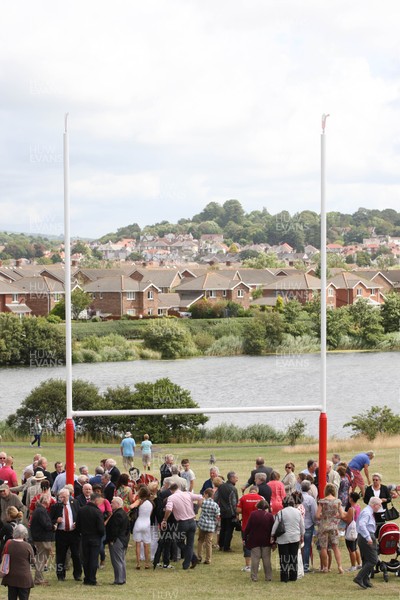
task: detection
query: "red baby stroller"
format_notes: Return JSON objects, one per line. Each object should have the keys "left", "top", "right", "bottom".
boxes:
{"left": 371, "top": 522, "right": 400, "bottom": 581}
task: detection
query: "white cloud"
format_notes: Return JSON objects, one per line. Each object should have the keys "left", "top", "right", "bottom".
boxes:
{"left": 0, "top": 0, "right": 400, "bottom": 237}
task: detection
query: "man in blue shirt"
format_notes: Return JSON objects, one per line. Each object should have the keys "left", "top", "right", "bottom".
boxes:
{"left": 120, "top": 432, "right": 136, "bottom": 471}
{"left": 353, "top": 496, "right": 382, "bottom": 589}
{"left": 348, "top": 451, "right": 374, "bottom": 497}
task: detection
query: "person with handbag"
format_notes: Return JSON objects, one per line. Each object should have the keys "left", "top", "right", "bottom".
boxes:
{"left": 343, "top": 492, "right": 362, "bottom": 572}
{"left": 1, "top": 524, "right": 34, "bottom": 600}
{"left": 271, "top": 495, "right": 304, "bottom": 582}
{"left": 363, "top": 473, "right": 391, "bottom": 529}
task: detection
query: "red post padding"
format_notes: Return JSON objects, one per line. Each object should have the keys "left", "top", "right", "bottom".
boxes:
{"left": 318, "top": 412, "right": 328, "bottom": 498}
{"left": 65, "top": 418, "right": 75, "bottom": 486}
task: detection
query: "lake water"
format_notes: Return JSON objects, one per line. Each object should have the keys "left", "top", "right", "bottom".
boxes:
{"left": 1, "top": 352, "right": 399, "bottom": 438}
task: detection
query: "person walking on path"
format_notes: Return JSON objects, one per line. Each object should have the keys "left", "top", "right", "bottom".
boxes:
{"left": 30, "top": 417, "right": 42, "bottom": 448}
{"left": 140, "top": 434, "right": 152, "bottom": 471}
{"left": 120, "top": 432, "right": 136, "bottom": 472}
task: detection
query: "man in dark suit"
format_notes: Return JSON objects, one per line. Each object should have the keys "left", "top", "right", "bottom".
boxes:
{"left": 75, "top": 493, "right": 105, "bottom": 586}
{"left": 105, "top": 459, "right": 120, "bottom": 486}
{"left": 76, "top": 483, "right": 93, "bottom": 507}
{"left": 50, "top": 487, "right": 82, "bottom": 582}
{"left": 105, "top": 496, "right": 130, "bottom": 585}
{"left": 254, "top": 473, "right": 272, "bottom": 503}
{"left": 51, "top": 461, "right": 64, "bottom": 484}
{"left": 241, "top": 457, "right": 273, "bottom": 493}
{"left": 101, "top": 473, "right": 116, "bottom": 504}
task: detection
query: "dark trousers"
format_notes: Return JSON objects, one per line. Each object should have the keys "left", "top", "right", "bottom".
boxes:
{"left": 278, "top": 541, "right": 299, "bottom": 582}
{"left": 81, "top": 538, "right": 101, "bottom": 584}
{"left": 55, "top": 530, "right": 82, "bottom": 580}
{"left": 31, "top": 434, "right": 41, "bottom": 447}
{"left": 220, "top": 517, "right": 235, "bottom": 551}
{"left": 7, "top": 588, "right": 31, "bottom": 600}
{"left": 355, "top": 534, "right": 378, "bottom": 585}
{"left": 177, "top": 518, "right": 197, "bottom": 569}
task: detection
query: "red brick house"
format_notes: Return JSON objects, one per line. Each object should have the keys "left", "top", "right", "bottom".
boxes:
{"left": 328, "top": 272, "right": 384, "bottom": 308}
{"left": 84, "top": 276, "right": 161, "bottom": 317}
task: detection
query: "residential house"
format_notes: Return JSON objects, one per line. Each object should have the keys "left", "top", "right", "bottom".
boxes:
{"left": 260, "top": 273, "right": 321, "bottom": 304}
{"left": 174, "top": 271, "right": 251, "bottom": 310}
{"left": 328, "top": 272, "right": 384, "bottom": 307}
{"left": 84, "top": 275, "right": 160, "bottom": 318}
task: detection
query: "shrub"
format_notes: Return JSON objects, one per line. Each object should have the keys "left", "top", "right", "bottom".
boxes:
{"left": 205, "top": 335, "right": 243, "bottom": 356}
{"left": 138, "top": 348, "right": 162, "bottom": 360}
{"left": 143, "top": 319, "right": 197, "bottom": 359}
{"left": 80, "top": 348, "right": 100, "bottom": 362}
{"left": 344, "top": 405, "right": 400, "bottom": 440}
{"left": 46, "top": 314, "right": 62, "bottom": 324}
{"left": 193, "top": 332, "right": 215, "bottom": 352}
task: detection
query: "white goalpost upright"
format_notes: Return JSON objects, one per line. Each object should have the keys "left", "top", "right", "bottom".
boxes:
{"left": 64, "top": 115, "right": 329, "bottom": 496}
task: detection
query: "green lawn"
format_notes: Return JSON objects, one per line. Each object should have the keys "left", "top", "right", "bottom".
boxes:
{"left": 2, "top": 438, "right": 400, "bottom": 600}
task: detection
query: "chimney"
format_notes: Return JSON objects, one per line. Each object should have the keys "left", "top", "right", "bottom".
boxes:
{"left": 142, "top": 262, "right": 147, "bottom": 268}
{"left": 72, "top": 259, "right": 78, "bottom": 267}
{"left": 16, "top": 259, "right": 22, "bottom": 267}
{"left": 226, "top": 261, "right": 231, "bottom": 267}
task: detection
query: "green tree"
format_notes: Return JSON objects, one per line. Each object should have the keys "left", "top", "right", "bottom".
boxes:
{"left": 381, "top": 292, "right": 400, "bottom": 333}
{"left": 286, "top": 419, "right": 306, "bottom": 445}
{"left": 282, "top": 300, "right": 314, "bottom": 337}
{"left": 6, "top": 378, "right": 108, "bottom": 438}
{"left": 348, "top": 299, "right": 384, "bottom": 347}
{"left": 243, "top": 319, "right": 266, "bottom": 355}
{"left": 104, "top": 379, "right": 208, "bottom": 442}
{"left": 143, "top": 319, "right": 197, "bottom": 359}
{"left": 344, "top": 405, "right": 400, "bottom": 440}
{"left": 220, "top": 199, "right": 245, "bottom": 227}
{"left": 326, "top": 307, "right": 351, "bottom": 349}
{"left": 242, "top": 253, "right": 285, "bottom": 269}
{"left": 71, "top": 241, "right": 89, "bottom": 255}
{"left": 50, "top": 288, "right": 92, "bottom": 320}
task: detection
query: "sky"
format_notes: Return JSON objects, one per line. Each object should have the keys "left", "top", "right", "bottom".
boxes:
{"left": 1, "top": 1, "right": 400, "bottom": 239}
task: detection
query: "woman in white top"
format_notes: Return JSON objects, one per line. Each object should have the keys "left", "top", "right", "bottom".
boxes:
{"left": 132, "top": 486, "right": 153, "bottom": 569}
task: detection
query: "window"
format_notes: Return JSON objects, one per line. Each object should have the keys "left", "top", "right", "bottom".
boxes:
{"left": 222, "top": 290, "right": 227, "bottom": 297}
{"left": 371, "top": 288, "right": 377, "bottom": 296}
{"left": 127, "top": 292, "right": 136, "bottom": 300}
{"left": 147, "top": 308, "right": 153, "bottom": 316}
{"left": 92, "top": 293, "right": 96, "bottom": 299}
{"left": 127, "top": 309, "right": 136, "bottom": 316}
{"left": 328, "top": 288, "right": 334, "bottom": 297}
{"left": 356, "top": 288, "right": 363, "bottom": 296}
{"left": 237, "top": 289, "right": 244, "bottom": 298}
{"left": 158, "top": 308, "right": 164, "bottom": 316}
{"left": 147, "top": 290, "right": 153, "bottom": 300}
{"left": 53, "top": 293, "right": 61, "bottom": 302}
{"left": 99, "top": 293, "right": 103, "bottom": 300}
{"left": 12, "top": 294, "right": 18, "bottom": 303}
{"left": 209, "top": 290, "right": 216, "bottom": 298}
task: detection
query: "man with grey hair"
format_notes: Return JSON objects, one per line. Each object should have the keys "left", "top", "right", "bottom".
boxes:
{"left": 200, "top": 466, "right": 220, "bottom": 494}
{"left": 105, "top": 459, "right": 120, "bottom": 486}
{"left": 216, "top": 472, "right": 239, "bottom": 552}
{"left": 106, "top": 496, "right": 130, "bottom": 585}
{"left": 327, "top": 461, "right": 340, "bottom": 493}
{"left": 101, "top": 472, "right": 116, "bottom": 504}
{"left": 254, "top": 473, "right": 272, "bottom": 504}
{"left": 50, "top": 487, "right": 82, "bottom": 582}
{"left": 353, "top": 496, "right": 382, "bottom": 589}
{"left": 348, "top": 451, "right": 375, "bottom": 497}
{"left": 300, "top": 480, "right": 317, "bottom": 573}
{"left": 164, "top": 465, "right": 187, "bottom": 491}
{"left": 89, "top": 466, "right": 105, "bottom": 486}
{"left": 241, "top": 457, "right": 273, "bottom": 493}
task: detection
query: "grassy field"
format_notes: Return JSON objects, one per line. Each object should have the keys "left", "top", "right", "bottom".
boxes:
{"left": 1, "top": 436, "right": 400, "bottom": 600}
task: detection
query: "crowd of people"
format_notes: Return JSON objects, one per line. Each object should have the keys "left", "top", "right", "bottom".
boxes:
{"left": 0, "top": 440, "right": 399, "bottom": 598}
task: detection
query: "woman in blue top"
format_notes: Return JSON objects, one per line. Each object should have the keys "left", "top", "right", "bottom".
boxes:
{"left": 141, "top": 434, "right": 153, "bottom": 471}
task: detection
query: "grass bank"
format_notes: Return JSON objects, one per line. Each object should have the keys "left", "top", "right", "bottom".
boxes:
{"left": 1, "top": 437, "right": 399, "bottom": 599}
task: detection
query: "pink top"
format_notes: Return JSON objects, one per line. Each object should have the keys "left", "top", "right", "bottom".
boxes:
{"left": 267, "top": 480, "right": 286, "bottom": 515}
{"left": 0, "top": 467, "right": 18, "bottom": 488}
{"left": 98, "top": 499, "right": 112, "bottom": 514}
{"left": 165, "top": 491, "right": 203, "bottom": 521}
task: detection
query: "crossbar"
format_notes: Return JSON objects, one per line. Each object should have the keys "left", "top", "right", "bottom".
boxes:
{"left": 73, "top": 405, "right": 323, "bottom": 417}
